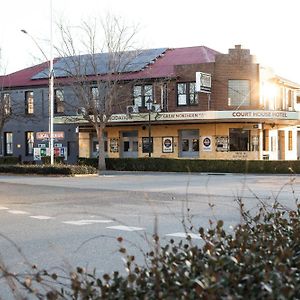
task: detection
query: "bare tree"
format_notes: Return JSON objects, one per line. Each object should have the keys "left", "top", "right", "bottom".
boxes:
{"left": 0, "top": 49, "right": 12, "bottom": 156}
{"left": 55, "top": 15, "right": 140, "bottom": 173}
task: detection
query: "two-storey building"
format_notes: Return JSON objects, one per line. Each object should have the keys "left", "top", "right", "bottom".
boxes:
{"left": 1, "top": 44, "right": 300, "bottom": 163}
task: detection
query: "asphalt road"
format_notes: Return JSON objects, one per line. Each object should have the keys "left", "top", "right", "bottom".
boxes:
{"left": 0, "top": 172, "right": 299, "bottom": 296}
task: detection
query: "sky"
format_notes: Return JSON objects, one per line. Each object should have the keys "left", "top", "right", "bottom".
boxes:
{"left": 0, "top": 0, "right": 300, "bottom": 83}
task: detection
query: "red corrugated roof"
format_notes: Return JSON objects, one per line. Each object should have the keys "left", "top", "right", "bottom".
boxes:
{"left": 1, "top": 46, "right": 220, "bottom": 88}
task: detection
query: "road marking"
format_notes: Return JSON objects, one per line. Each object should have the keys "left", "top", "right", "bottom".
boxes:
{"left": 106, "top": 225, "right": 144, "bottom": 232}
{"left": 30, "top": 215, "right": 54, "bottom": 220}
{"left": 8, "top": 210, "right": 29, "bottom": 215}
{"left": 165, "top": 232, "right": 202, "bottom": 240}
{"left": 0, "top": 206, "right": 9, "bottom": 210}
{"left": 63, "top": 219, "right": 114, "bottom": 226}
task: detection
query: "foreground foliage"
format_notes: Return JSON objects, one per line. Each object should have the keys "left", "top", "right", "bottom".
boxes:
{"left": 1, "top": 200, "right": 300, "bottom": 299}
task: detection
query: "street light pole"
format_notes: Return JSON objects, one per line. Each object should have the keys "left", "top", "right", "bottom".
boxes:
{"left": 49, "top": 0, "right": 54, "bottom": 165}
{"left": 21, "top": 0, "right": 54, "bottom": 165}
{"left": 146, "top": 96, "right": 153, "bottom": 158}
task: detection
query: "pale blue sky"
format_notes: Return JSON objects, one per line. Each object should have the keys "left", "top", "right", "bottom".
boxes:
{"left": 1, "top": 0, "right": 299, "bottom": 83}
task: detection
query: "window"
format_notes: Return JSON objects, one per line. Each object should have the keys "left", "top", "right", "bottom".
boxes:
{"left": 142, "top": 137, "right": 153, "bottom": 153}
{"left": 54, "top": 89, "right": 64, "bottom": 113}
{"left": 288, "top": 131, "right": 293, "bottom": 151}
{"left": 25, "top": 131, "right": 34, "bottom": 155}
{"left": 25, "top": 91, "right": 34, "bottom": 114}
{"left": 263, "top": 129, "right": 269, "bottom": 151}
{"left": 2, "top": 93, "right": 11, "bottom": 115}
{"left": 229, "top": 128, "right": 250, "bottom": 151}
{"left": 133, "top": 84, "right": 153, "bottom": 107}
{"left": 4, "top": 132, "right": 13, "bottom": 155}
{"left": 228, "top": 80, "right": 250, "bottom": 106}
{"left": 177, "top": 82, "right": 198, "bottom": 106}
{"left": 90, "top": 86, "right": 101, "bottom": 110}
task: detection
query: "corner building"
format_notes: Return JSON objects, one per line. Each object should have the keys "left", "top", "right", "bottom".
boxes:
{"left": 1, "top": 45, "right": 300, "bottom": 162}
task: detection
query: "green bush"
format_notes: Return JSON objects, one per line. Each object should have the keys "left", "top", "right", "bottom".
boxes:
{"left": 0, "top": 164, "right": 97, "bottom": 176}
{"left": 96, "top": 157, "right": 300, "bottom": 174}
{"left": 0, "top": 156, "right": 19, "bottom": 164}
{"left": 5, "top": 200, "right": 300, "bottom": 298}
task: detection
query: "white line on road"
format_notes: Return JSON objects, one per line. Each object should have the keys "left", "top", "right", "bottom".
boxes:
{"left": 8, "top": 210, "right": 29, "bottom": 215}
{"left": 63, "top": 220, "right": 114, "bottom": 226}
{"left": 30, "top": 215, "right": 54, "bottom": 220}
{"left": 0, "top": 206, "right": 9, "bottom": 210}
{"left": 106, "top": 225, "right": 144, "bottom": 232}
{"left": 165, "top": 232, "right": 202, "bottom": 240}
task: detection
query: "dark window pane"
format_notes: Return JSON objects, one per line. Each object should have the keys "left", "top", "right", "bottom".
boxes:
{"left": 182, "top": 139, "right": 189, "bottom": 151}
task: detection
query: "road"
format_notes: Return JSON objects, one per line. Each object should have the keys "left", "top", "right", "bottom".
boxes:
{"left": 0, "top": 172, "right": 299, "bottom": 296}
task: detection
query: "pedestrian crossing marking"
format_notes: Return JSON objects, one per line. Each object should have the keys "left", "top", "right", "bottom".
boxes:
{"left": 63, "top": 219, "right": 114, "bottom": 226}
{"left": 106, "top": 225, "right": 144, "bottom": 232}
{"left": 30, "top": 215, "right": 54, "bottom": 220}
{"left": 166, "top": 232, "right": 202, "bottom": 239}
{"left": 8, "top": 210, "right": 29, "bottom": 215}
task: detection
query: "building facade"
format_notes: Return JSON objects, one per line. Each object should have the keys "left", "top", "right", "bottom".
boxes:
{"left": 1, "top": 45, "right": 300, "bottom": 163}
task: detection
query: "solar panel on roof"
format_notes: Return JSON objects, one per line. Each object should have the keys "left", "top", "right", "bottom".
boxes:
{"left": 31, "top": 48, "right": 167, "bottom": 80}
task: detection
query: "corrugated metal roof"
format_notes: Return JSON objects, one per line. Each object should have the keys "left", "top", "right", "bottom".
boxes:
{"left": 1, "top": 46, "right": 220, "bottom": 88}
{"left": 32, "top": 48, "right": 168, "bottom": 80}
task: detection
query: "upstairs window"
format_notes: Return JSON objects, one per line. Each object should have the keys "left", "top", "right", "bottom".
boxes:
{"left": 90, "top": 86, "right": 101, "bottom": 110}
{"left": 133, "top": 84, "right": 153, "bottom": 107}
{"left": 2, "top": 93, "right": 11, "bottom": 115}
{"left": 54, "top": 89, "right": 64, "bottom": 113}
{"left": 25, "top": 91, "right": 34, "bottom": 114}
{"left": 228, "top": 80, "right": 250, "bottom": 106}
{"left": 177, "top": 82, "right": 198, "bottom": 106}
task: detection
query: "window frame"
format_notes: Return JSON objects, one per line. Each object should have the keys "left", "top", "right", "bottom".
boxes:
{"left": 25, "top": 91, "right": 34, "bottom": 114}
{"left": 4, "top": 132, "right": 13, "bottom": 155}
{"left": 25, "top": 131, "right": 34, "bottom": 155}
{"left": 229, "top": 128, "right": 250, "bottom": 151}
{"left": 54, "top": 89, "right": 64, "bottom": 114}
{"left": 177, "top": 82, "right": 198, "bottom": 106}
{"left": 288, "top": 130, "right": 293, "bottom": 151}
{"left": 133, "top": 84, "right": 153, "bottom": 107}
{"left": 2, "top": 92, "right": 11, "bottom": 115}
{"left": 228, "top": 80, "right": 251, "bottom": 107}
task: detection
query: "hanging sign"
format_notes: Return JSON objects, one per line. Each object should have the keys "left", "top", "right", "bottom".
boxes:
{"left": 196, "top": 72, "right": 211, "bottom": 93}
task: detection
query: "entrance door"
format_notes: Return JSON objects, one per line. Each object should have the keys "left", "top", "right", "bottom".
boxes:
{"left": 179, "top": 129, "right": 200, "bottom": 158}
{"left": 121, "top": 131, "right": 138, "bottom": 158}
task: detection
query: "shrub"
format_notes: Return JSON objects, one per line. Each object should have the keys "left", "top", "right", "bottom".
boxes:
{"left": 0, "top": 156, "right": 19, "bottom": 164}
{"left": 103, "top": 158, "right": 300, "bottom": 174}
{"left": 3, "top": 199, "right": 300, "bottom": 298}
{"left": 0, "top": 164, "right": 97, "bottom": 176}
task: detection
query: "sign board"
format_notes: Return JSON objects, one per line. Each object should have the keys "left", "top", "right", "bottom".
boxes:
{"left": 196, "top": 72, "right": 211, "bottom": 93}
{"left": 110, "top": 138, "right": 119, "bottom": 153}
{"left": 36, "top": 131, "right": 65, "bottom": 140}
{"left": 162, "top": 137, "right": 173, "bottom": 153}
{"left": 33, "top": 147, "right": 67, "bottom": 160}
{"left": 202, "top": 136, "right": 212, "bottom": 151}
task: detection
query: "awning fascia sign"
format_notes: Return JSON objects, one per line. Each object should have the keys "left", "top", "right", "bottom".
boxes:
{"left": 54, "top": 110, "right": 300, "bottom": 125}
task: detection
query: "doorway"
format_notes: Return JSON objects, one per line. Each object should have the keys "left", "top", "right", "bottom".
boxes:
{"left": 120, "top": 131, "right": 138, "bottom": 158}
